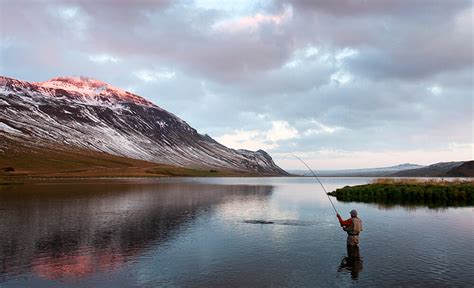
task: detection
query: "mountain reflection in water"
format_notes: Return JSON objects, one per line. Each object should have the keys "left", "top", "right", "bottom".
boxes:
{"left": 0, "top": 180, "right": 273, "bottom": 281}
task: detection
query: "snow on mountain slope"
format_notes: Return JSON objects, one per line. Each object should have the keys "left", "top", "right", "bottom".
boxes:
{"left": 0, "top": 76, "right": 288, "bottom": 175}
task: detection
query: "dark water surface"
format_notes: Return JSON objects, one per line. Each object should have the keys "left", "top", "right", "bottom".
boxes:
{"left": 0, "top": 177, "right": 472, "bottom": 287}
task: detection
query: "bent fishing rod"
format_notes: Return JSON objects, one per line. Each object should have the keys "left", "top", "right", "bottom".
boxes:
{"left": 293, "top": 155, "right": 339, "bottom": 215}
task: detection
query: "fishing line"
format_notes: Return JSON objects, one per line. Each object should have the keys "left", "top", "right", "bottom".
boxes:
{"left": 292, "top": 155, "right": 339, "bottom": 215}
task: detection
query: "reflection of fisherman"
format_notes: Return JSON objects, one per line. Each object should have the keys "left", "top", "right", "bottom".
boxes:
{"left": 339, "top": 245, "right": 363, "bottom": 279}
{"left": 336, "top": 209, "right": 363, "bottom": 246}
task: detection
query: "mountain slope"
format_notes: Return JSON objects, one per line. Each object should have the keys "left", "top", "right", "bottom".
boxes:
{"left": 390, "top": 161, "right": 471, "bottom": 177}
{"left": 445, "top": 161, "right": 474, "bottom": 177}
{"left": 0, "top": 76, "right": 288, "bottom": 176}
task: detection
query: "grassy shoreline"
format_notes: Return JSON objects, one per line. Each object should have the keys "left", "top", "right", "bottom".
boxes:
{"left": 0, "top": 169, "right": 272, "bottom": 185}
{"left": 0, "top": 141, "right": 282, "bottom": 180}
{"left": 0, "top": 167, "right": 267, "bottom": 183}
{"left": 328, "top": 178, "right": 474, "bottom": 207}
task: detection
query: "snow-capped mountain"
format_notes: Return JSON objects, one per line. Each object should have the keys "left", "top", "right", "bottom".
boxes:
{"left": 0, "top": 76, "right": 288, "bottom": 175}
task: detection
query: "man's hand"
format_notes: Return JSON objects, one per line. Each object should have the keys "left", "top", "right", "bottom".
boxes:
{"left": 336, "top": 213, "right": 340, "bottom": 218}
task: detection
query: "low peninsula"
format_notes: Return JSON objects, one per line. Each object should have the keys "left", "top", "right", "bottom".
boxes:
{"left": 328, "top": 178, "right": 474, "bottom": 208}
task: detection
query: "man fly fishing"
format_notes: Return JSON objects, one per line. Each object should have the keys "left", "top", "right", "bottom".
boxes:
{"left": 293, "top": 155, "right": 363, "bottom": 247}
{"left": 337, "top": 210, "right": 363, "bottom": 246}
{"left": 337, "top": 210, "right": 364, "bottom": 278}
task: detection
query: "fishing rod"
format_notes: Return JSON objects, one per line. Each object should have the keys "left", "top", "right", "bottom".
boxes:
{"left": 293, "top": 155, "right": 339, "bottom": 215}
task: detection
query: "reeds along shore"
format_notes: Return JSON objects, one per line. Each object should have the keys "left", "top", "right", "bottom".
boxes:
{"left": 328, "top": 178, "right": 474, "bottom": 207}
{"left": 371, "top": 178, "right": 474, "bottom": 186}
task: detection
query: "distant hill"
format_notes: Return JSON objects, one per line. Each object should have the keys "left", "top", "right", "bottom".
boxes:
{"left": 391, "top": 161, "right": 473, "bottom": 177}
{"left": 289, "top": 163, "right": 424, "bottom": 177}
{"left": 289, "top": 161, "right": 473, "bottom": 177}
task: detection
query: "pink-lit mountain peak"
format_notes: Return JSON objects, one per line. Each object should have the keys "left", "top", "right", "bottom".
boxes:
{"left": 42, "top": 76, "right": 109, "bottom": 89}
{"left": 34, "top": 76, "right": 156, "bottom": 107}
{"left": 38, "top": 76, "right": 126, "bottom": 96}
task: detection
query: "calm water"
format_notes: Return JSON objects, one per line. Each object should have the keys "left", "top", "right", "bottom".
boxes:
{"left": 0, "top": 177, "right": 472, "bottom": 287}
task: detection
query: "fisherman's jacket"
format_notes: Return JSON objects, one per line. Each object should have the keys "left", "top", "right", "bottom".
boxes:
{"left": 337, "top": 216, "right": 363, "bottom": 236}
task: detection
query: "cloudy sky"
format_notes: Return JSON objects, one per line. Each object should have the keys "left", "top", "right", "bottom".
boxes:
{"left": 1, "top": 0, "right": 472, "bottom": 169}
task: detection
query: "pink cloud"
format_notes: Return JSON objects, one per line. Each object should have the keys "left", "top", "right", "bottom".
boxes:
{"left": 213, "top": 7, "right": 292, "bottom": 33}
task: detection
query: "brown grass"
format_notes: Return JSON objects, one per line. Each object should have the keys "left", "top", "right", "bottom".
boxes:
{"left": 372, "top": 178, "right": 474, "bottom": 186}
{"left": 0, "top": 138, "right": 262, "bottom": 178}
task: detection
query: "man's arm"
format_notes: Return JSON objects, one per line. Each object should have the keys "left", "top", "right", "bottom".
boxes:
{"left": 337, "top": 214, "right": 352, "bottom": 227}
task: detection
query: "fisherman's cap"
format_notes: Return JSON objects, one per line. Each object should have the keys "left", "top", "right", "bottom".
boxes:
{"left": 350, "top": 209, "right": 358, "bottom": 216}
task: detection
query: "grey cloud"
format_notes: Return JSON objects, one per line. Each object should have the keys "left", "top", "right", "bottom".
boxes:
{"left": 281, "top": 0, "right": 473, "bottom": 80}
{"left": 2, "top": 0, "right": 471, "bottom": 82}
{"left": 345, "top": 22, "right": 472, "bottom": 80}
{"left": 2, "top": 0, "right": 297, "bottom": 82}
{"left": 286, "top": 0, "right": 470, "bottom": 17}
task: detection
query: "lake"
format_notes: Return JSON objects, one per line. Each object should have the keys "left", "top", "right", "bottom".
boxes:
{"left": 0, "top": 177, "right": 472, "bottom": 287}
